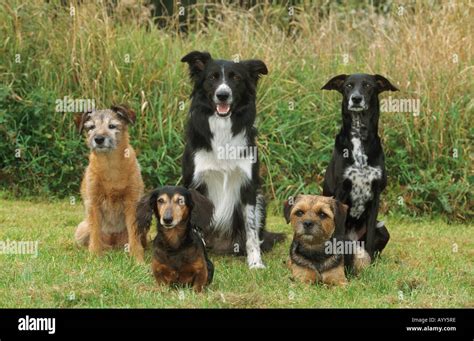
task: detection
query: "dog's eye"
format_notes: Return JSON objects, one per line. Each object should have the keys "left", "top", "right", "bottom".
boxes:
{"left": 318, "top": 212, "right": 328, "bottom": 219}
{"left": 108, "top": 124, "right": 116, "bottom": 129}
{"left": 363, "top": 83, "right": 371, "bottom": 88}
{"left": 232, "top": 74, "right": 241, "bottom": 81}
{"left": 157, "top": 198, "right": 165, "bottom": 203}
{"left": 87, "top": 125, "right": 95, "bottom": 131}
{"left": 295, "top": 210, "right": 304, "bottom": 217}
{"left": 346, "top": 83, "right": 353, "bottom": 89}
{"left": 209, "top": 73, "right": 219, "bottom": 81}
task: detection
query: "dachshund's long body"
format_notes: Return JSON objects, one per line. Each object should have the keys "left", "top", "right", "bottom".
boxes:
{"left": 137, "top": 186, "right": 214, "bottom": 292}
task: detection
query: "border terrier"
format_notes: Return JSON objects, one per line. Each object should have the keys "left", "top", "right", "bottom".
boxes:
{"left": 74, "top": 105, "right": 146, "bottom": 262}
{"left": 284, "top": 195, "right": 371, "bottom": 286}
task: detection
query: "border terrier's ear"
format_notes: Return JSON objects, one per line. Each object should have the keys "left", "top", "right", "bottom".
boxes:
{"left": 189, "top": 189, "right": 214, "bottom": 229}
{"left": 74, "top": 111, "right": 92, "bottom": 134}
{"left": 284, "top": 195, "right": 299, "bottom": 224}
{"left": 374, "top": 74, "right": 399, "bottom": 93}
{"left": 136, "top": 190, "right": 159, "bottom": 234}
{"left": 333, "top": 200, "right": 349, "bottom": 235}
{"left": 321, "top": 74, "right": 348, "bottom": 93}
{"left": 111, "top": 104, "right": 136, "bottom": 125}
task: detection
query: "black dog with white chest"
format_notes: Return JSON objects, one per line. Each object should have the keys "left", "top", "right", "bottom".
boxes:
{"left": 181, "top": 51, "right": 285, "bottom": 269}
{"left": 321, "top": 73, "right": 398, "bottom": 260}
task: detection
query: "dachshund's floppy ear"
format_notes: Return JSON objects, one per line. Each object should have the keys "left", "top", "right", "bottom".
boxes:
{"left": 283, "top": 195, "right": 299, "bottom": 224}
{"left": 332, "top": 199, "right": 349, "bottom": 236}
{"left": 111, "top": 104, "right": 136, "bottom": 125}
{"left": 321, "top": 74, "right": 348, "bottom": 93}
{"left": 74, "top": 111, "right": 92, "bottom": 135}
{"left": 189, "top": 189, "right": 214, "bottom": 229}
{"left": 136, "top": 191, "right": 158, "bottom": 234}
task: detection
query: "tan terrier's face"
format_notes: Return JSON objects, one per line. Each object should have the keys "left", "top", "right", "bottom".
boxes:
{"left": 156, "top": 193, "right": 190, "bottom": 229}
{"left": 285, "top": 195, "right": 338, "bottom": 246}
{"left": 82, "top": 110, "right": 126, "bottom": 152}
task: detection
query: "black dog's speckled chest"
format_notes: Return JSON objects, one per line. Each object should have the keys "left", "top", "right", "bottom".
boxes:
{"left": 343, "top": 114, "right": 382, "bottom": 219}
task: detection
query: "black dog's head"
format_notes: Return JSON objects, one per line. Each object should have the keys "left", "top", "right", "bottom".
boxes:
{"left": 181, "top": 51, "right": 268, "bottom": 118}
{"left": 136, "top": 186, "right": 214, "bottom": 234}
{"left": 322, "top": 73, "right": 398, "bottom": 112}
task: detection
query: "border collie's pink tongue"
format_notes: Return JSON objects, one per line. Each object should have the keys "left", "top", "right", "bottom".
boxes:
{"left": 217, "top": 103, "right": 230, "bottom": 115}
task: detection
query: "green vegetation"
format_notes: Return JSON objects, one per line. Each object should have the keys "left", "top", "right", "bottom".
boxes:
{"left": 0, "top": 1, "right": 471, "bottom": 219}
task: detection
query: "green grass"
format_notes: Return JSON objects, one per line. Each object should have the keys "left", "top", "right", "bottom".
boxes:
{"left": 0, "top": 198, "right": 472, "bottom": 308}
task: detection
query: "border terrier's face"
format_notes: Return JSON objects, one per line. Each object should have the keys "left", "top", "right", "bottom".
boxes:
{"left": 82, "top": 110, "right": 125, "bottom": 152}
{"left": 285, "top": 195, "right": 338, "bottom": 246}
{"left": 156, "top": 193, "right": 191, "bottom": 229}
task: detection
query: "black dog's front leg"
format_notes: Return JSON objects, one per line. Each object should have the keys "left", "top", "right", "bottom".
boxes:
{"left": 335, "top": 179, "right": 352, "bottom": 205}
{"left": 366, "top": 184, "right": 381, "bottom": 260}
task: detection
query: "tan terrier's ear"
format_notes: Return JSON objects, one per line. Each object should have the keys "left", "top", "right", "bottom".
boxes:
{"left": 74, "top": 111, "right": 91, "bottom": 134}
{"left": 111, "top": 104, "right": 136, "bottom": 125}
{"left": 283, "top": 195, "right": 300, "bottom": 224}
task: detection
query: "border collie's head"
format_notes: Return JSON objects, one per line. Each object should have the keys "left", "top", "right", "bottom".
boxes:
{"left": 181, "top": 51, "right": 268, "bottom": 118}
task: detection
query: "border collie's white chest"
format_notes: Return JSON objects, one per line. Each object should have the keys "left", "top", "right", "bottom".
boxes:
{"left": 343, "top": 133, "right": 382, "bottom": 219}
{"left": 192, "top": 115, "right": 253, "bottom": 231}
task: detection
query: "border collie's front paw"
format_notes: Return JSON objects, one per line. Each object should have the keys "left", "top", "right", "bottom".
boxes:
{"left": 248, "top": 260, "right": 266, "bottom": 269}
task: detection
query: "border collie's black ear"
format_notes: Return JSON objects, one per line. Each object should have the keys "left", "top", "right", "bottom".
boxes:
{"left": 111, "top": 104, "right": 136, "bottom": 125}
{"left": 242, "top": 59, "right": 268, "bottom": 82}
{"left": 283, "top": 195, "right": 299, "bottom": 224}
{"left": 189, "top": 189, "right": 214, "bottom": 229}
{"left": 136, "top": 190, "right": 158, "bottom": 234}
{"left": 332, "top": 199, "right": 348, "bottom": 236}
{"left": 181, "top": 51, "right": 212, "bottom": 79}
{"left": 321, "top": 74, "right": 348, "bottom": 93}
{"left": 74, "top": 111, "right": 92, "bottom": 135}
{"left": 374, "top": 74, "right": 399, "bottom": 93}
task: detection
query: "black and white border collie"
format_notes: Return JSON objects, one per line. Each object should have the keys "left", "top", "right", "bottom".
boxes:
{"left": 181, "top": 51, "right": 284, "bottom": 269}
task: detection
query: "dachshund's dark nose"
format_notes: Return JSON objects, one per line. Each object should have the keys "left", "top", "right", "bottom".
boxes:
{"left": 163, "top": 216, "right": 173, "bottom": 225}
{"left": 216, "top": 91, "right": 230, "bottom": 102}
{"left": 352, "top": 95, "right": 363, "bottom": 104}
{"left": 303, "top": 220, "right": 314, "bottom": 230}
{"left": 94, "top": 136, "right": 105, "bottom": 145}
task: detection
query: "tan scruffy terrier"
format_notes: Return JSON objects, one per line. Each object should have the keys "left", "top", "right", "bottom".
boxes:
{"left": 284, "top": 195, "right": 371, "bottom": 286}
{"left": 74, "top": 105, "right": 146, "bottom": 262}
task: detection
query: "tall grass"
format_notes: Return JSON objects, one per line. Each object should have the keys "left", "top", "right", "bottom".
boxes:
{"left": 0, "top": 1, "right": 472, "bottom": 220}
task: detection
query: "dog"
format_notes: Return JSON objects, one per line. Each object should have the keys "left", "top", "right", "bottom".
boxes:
{"left": 321, "top": 74, "right": 399, "bottom": 259}
{"left": 136, "top": 186, "right": 214, "bottom": 292}
{"left": 284, "top": 194, "right": 371, "bottom": 286}
{"left": 74, "top": 105, "right": 146, "bottom": 262}
{"left": 180, "top": 51, "right": 285, "bottom": 269}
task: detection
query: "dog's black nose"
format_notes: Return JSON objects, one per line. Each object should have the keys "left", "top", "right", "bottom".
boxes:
{"left": 303, "top": 220, "right": 314, "bottom": 230}
{"left": 352, "top": 95, "right": 363, "bottom": 104}
{"left": 216, "top": 91, "right": 230, "bottom": 102}
{"left": 163, "top": 217, "right": 173, "bottom": 225}
{"left": 94, "top": 136, "right": 105, "bottom": 145}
